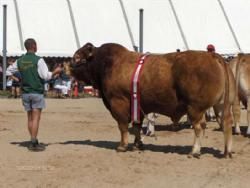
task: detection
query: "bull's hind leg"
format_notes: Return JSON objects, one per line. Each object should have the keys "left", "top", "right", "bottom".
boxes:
{"left": 246, "top": 96, "right": 250, "bottom": 135}
{"left": 223, "top": 109, "right": 233, "bottom": 158}
{"left": 190, "top": 120, "right": 203, "bottom": 158}
{"left": 188, "top": 108, "right": 204, "bottom": 158}
{"left": 213, "top": 104, "right": 223, "bottom": 130}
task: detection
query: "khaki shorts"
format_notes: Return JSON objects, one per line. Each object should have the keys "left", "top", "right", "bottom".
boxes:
{"left": 22, "top": 94, "right": 45, "bottom": 111}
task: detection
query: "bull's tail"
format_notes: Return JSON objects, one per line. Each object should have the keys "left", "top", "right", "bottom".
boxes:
{"left": 216, "top": 55, "right": 233, "bottom": 158}
{"left": 235, "top": 54, "right": 243, "bottom": 106}
{"left": 232, "top": 54, "right": 243, "bottom": 134}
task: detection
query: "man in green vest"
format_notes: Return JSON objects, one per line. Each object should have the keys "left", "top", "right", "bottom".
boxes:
{"left": 6, "top": 38, "right": 62, "bottom": 151}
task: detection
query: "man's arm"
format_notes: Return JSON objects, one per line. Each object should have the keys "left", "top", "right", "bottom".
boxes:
{"left": 11, "top": 75, "right": 20, "bottom": 82}
{"left": 37, "top": 58, "right": 62, "bottom": 80}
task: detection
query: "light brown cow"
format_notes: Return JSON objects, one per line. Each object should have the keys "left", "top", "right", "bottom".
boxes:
{"left": 229, "top": 54, "right": 250, "bottom": 135}
{"left": 71, "top": 43, "right": 233, "bottom": 158}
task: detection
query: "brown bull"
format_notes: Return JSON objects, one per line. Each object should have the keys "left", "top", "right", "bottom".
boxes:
{"left": 71, "top": 43, "right": 233, "bottom": 158}
{"left": 229, "top": 54, "right": 250, "bottom": 135}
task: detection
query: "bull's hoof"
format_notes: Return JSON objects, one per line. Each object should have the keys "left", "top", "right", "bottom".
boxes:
{"left": 223, "top": 152, "right": 233, "bottom": 159}
{"left": 188, "top": 152, "right": 201, "bottom": 159}
{"left": 116, "top": 145, "right": 128, "bottom": 152}
{"left": 234, "top": 128, "right": 241, "bottom": 135}
{"left": 234, "top": 132, "right": 241, "bottom": 135}
{"left": 132, "top": 141, "right": 144, "bottom": 151}
{"left": 246, "top": 130, "right": 250, "bottom": 136}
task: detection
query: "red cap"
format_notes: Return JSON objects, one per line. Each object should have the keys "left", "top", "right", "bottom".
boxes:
{"left": 207, "top": 44, "right": 215, "bottom": 52}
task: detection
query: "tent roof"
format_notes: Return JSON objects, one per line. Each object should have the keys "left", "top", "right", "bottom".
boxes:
{"left": 0, "top": 0, "right": 248, "bottom": 57}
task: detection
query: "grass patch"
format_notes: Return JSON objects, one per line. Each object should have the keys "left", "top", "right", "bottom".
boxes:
{"left": 0, "top": 90, "right": 11, "bottom": 97}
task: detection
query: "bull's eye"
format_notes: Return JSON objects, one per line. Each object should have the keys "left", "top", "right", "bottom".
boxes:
{"left": 81, "top": 59, "right": 87, "bottom": 64}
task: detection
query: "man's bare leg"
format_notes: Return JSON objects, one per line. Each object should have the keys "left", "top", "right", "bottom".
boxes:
{"left": 27, "top": 109, "right": 45, "bottom": 151}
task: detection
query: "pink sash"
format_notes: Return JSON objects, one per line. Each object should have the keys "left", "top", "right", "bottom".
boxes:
{"left": 131, "top": 53, "right": 150, "bottom": 123}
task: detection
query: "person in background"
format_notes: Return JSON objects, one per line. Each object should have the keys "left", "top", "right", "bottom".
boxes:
{"left": 71, "top": 77, "right": 79, "bottom": 98}
{"left": 61, "top": 61, "right": 72, "bottom": 97}
{"left": 11, "top": 71, "right": 22, "bottom": 98}
{"left": 53, "top": 71, "right": 69, "bottom": 98}
{"left": 43, "top": 80, "right": 49, "bottom": 97}
{"left": 207, "top": 44, "right": 216, "bottom": 53}
{"left": 6, "top": 58, "right": 15, "bottom": 98}
{"left": 0, "top": 64, "right": 2, "bottom": 73}
{"left": 6, "top": 38, "right": 62, "bottom": 151}
{"left": 6, "top": 76, "right": 13, "bottom": 93}
{"left": 6, "top": 58, "right": 16, "bottom": 97}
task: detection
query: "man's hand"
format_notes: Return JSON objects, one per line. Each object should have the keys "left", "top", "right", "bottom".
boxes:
{"left": 52, "top": 67, "right": 63, "bottom": 76}
{"left": 11, "top": 75, "right": 19, "bottom": 82}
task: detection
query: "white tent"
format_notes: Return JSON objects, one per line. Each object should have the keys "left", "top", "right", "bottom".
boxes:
{"left": 0, "top": 0, "right": 248, "bottom": 57}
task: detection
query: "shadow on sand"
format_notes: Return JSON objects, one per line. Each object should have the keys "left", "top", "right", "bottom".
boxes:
{"left": 10, "top": 139, "right": 224, "bottom": 158}
{"left": 59, "top": 139, "right": 224, "bottom": 158}
{"left": 213, "top": 126, "right": 250, "bottom": 137}
{"left": 10, "top": 141, "right": 49, "bottom": 148}
{"left": 129, "top": 122, "right": 192, "bottom": 135}
{"left": 154, "top": 122, "right": 191, "bottom": 132}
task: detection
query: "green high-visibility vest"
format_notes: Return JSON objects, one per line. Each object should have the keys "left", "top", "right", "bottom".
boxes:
{"left": 17, "top": 52, "right": 44, "bottom": 94}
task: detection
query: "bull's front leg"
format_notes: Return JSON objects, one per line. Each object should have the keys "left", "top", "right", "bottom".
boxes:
{"left": 132, "top": 122, "right": 144, "bottom": 151}
{"left": 109, "top": 98, "right": 130, "bottom": 152}
{"left": 223, "top": 109, "right": 233, "bottom": 158}
{"left": 117, "top": 122, "right": 129, "bottom": 152}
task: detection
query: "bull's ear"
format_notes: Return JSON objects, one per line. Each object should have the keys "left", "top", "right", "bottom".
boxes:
{"left": 238, "top": 53, "right": 244, "bottom": 57}
{"left": 85, "top": 43, "right": 95, "bottom": 59}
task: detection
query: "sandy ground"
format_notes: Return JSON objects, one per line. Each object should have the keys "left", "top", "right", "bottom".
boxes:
{"left": 0, "top": 98, "right": 250, "bottom": 188}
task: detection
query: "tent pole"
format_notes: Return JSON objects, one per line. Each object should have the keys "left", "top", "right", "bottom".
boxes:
{"left": 2, "top": 5, "right": 7, "bottom": 90}
{"left": 169, "top": 0, "right": 189, "bottom": 50}
{"left": 13, "top": 0, "right": 24, "bottom": 50}
{"left": 139, "top": 9, "right": 143, "bottom": 53}
{"left": 119, "top": 0, "right": 138, "bottom": 51}
{"left": 217, "top": 0, "right": 242, "bottom": 53}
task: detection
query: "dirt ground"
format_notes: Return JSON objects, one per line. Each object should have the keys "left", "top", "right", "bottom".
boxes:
{"left": 0, "top": 98, "right": 249, "bottom": 188}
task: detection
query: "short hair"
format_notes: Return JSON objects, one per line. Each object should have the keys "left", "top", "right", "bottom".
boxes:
{"left": 24, "top": 38, "right": 36, "bottom": 50}
{"left": 8, "top": 57, "right": 15, "bottom": 63}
